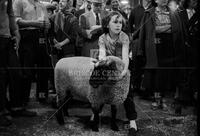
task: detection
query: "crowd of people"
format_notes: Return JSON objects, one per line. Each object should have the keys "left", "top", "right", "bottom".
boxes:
{"left": 0, "top": 0, "right": 199, "bottom": 135}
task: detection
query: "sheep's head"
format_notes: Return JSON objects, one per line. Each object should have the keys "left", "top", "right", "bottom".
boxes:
{"left": 89, "top": 56, "right": 124, "bottom": 88}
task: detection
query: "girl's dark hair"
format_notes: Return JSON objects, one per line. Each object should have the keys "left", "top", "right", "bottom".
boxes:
{"left": 102, "top": 11, "right": 125, "bottom": 34}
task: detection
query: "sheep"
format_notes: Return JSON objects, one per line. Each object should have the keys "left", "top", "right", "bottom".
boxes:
{"left": 55, "top": 56, "right": 130, "bottom": 131}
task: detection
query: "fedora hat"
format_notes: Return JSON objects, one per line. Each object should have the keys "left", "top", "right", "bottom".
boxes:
{"left": 92, "top": 0, "right": 104, "bottom": 3}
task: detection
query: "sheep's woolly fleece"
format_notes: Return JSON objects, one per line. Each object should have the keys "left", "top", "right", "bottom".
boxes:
{"left": 55, "top": 56, "right": 130, "bottom": 108}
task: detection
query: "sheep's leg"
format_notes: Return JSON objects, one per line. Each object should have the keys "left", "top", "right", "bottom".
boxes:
{"left": 56, "top": 103, "right": 65, "bottom": 125}
{"left": 63, "top": 92, "right": 72, "bottom": 117}
{"left": 91, "top": 107, "right": 101, "bottom": 132}
{"left": 55, "top": 93, "right": 71, "bottom": 125}
{"left": 111, "top": 105, "right": 119, "bottom": 131}
{"left": 90, "top": 104, "right": 104, "bottom": 121}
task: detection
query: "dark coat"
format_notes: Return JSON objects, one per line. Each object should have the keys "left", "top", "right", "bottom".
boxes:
{"left": 129, "top": 5, "right": 145, "bottom": 35}
{"left": 75, "top": 8, "right": 85, "bottom": 19}
{"left": 137, "top": 7, "right": 186, "bottom": 68}
{"left": 79, "top": 10, "right": 109, "bottom": 58}
{"left": 50, "top": 11, "right": 88, "bottom": 57}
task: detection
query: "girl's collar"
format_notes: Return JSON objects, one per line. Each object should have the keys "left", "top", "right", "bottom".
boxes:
{"left": 155, "top": 6, "right": 169, "bottom": 14}
{"left": 106, "top": 32, "right": 121, "bottom": 43}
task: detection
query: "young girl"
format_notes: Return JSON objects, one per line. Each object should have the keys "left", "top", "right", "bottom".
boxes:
{"left": 98, "top": 11, "right": 137, "bottom": 136}
{"left": 98, "top": 11, "right": 129, "bottom": 80}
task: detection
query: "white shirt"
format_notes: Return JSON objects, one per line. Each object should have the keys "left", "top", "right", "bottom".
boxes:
{"left": 92, "top": 11, "right": 101, "bottom": 25}
{"left": 187, "top": 9, "right": 195, "bottom": 20}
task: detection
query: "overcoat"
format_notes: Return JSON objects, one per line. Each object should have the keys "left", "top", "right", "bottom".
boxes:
{"left": 137, "top": 7, "right": 186, "bottom": 68}
{"left": 79, "top": 10, "right": 109, "bottom": 58}
{"left": 137, "top": 7, "right": 186, "bottom": 90}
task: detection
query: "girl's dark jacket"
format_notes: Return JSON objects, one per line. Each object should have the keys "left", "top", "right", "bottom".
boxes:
{"left": 137, "top": 7, "right": 186, "bottom": 68}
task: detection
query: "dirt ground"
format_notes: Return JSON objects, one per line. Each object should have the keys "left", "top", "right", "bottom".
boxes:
{"left": 0, "top": 83, "right": 197, "bottom": 136}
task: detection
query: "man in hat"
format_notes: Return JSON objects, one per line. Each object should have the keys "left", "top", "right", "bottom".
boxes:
{"left": 75, "top": 0, "right": 93, "bottom": 56}
{"left": 75, "top": 0, "right": 93, "bottom": 18}
{"left": 79, "top": 0, "right": 108, "bottom": 58}
{"left": 0, "top": 0, "right": 21, "bottom": 126}
{"left": 13, "top": 0, "right": 52, "bottom": 104}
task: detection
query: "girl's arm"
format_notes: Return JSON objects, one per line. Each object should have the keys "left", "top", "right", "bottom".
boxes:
{"left": 121, "top": 33, "right": 130, "bottom": 78}
{"left": 98, "top": 35, "right": 106, "bottom": 60}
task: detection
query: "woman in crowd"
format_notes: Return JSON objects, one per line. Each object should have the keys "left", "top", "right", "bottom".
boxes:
{"left": 138, "top": 0, "right": 186, "bottom": 112}
{"left": 168, "top": 0, "right": 179, "bottom": 11}
{"left": 98, "top": 11, "right": 137, "bottom": 136}
{"left": 174, "top": 0, "right": 198, "bottom": 113}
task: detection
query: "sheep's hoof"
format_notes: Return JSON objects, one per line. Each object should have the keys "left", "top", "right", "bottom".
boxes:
{"left": 64, "top": 110, "right": 69, "bottom": 117}
{"left": 111, "top": 122, "right": 119, "bottom": 131}
{"left": 90, "top": 121, "right": 99, "bottom": 132}
{"left": 56, "top": 111, "right": 65, "bottom": 125}
{"left": 91, "top": 125, "right": 99, "bottom": 132}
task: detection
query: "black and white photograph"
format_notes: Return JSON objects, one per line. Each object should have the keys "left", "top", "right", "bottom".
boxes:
{"left": 0, "top": 0, "right": 199, "bottom": 135}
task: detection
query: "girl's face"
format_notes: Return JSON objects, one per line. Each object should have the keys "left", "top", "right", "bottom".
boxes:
{"left": 156, "top": 0, "right": 169, "bottom": 6}
{"left": 108, "top": 15, "right": 123, "bottom": 35}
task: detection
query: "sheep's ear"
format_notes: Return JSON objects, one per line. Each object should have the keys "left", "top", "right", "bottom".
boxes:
{"left": 94, "top": 62, "right": 99, "bottom": 67}
{"left": 92, "top": 59, "right": 98, "bottom": 64}
{"left": 95, "top": 59, "right": 107, "bottom": 67}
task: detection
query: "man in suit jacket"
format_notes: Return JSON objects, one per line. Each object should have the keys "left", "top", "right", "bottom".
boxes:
{"left": 79, "top": 0, "right": 109, "bottom": 58}
{"left": 75, "top": 0, "right": 93, "bottom": 56}
{"left": 75, "top": 0, "right": 93, "bottom": 18}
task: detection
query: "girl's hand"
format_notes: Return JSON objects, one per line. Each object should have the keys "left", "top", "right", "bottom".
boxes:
{"left": 118, "top": 69, "right": 128, "bottom": 81}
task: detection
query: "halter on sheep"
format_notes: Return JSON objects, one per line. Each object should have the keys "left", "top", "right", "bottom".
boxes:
{"left": 55, "top": 56, "right": 130, "bottom": 131}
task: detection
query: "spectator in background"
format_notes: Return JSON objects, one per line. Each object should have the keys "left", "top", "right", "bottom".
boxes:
{"left": 168, "top": 0, "right": 179, "bottom": 11}
{"left": 175, "top": 0, "right": 198, "bottom": 114}
{"left": 110, "top": 0, "right": 127, "bottom": 19}
{"left": 75, "top": 0, "right": 93, "bottom": 56}
{"left": 128, "top": 0, "right": 154, "bottom": 99}
{"left": 48, "top": 0, "right": 91, "bottom": 96}
{"left": 49, "top": 0, "right": 90, "bottom": 63}
{"left": 121, "top": 4, "right": 131, "bottom": 18}
{"left": 79, "top": 0, "right": 109, "bottom": 58}
{"left": 138, "top": 0, "right": 186, "bottom": 112}
{"left": 46, "top": 3, "right": 57, "bottom": 17}
{"left": 13, "top": 0, "right": 51, "bottom": 104}
{"left": 0, "top": 0, "right": 21, "bottom": 127}
{"left": 51, "top": 0, "right": 60, "bottom": 13}
{"left": 75, "top": 0, "right": 93, "bottom": 19}
{"left": 184, "top": 1, "right": 199, "bottom": 133}
{"left": 76, "top": 0, "right": 84, "bottom": 10}
{"left": 105, "top": 0, "right": 111, "bottom": 10}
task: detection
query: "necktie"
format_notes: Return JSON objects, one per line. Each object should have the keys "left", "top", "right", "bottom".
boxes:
{"left": 96, "top": 13, "right": 100, "bottom": 25}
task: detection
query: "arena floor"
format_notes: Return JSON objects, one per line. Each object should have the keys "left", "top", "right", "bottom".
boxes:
{"left": 0, "top": 83, "right": 197, "bottom": 136}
